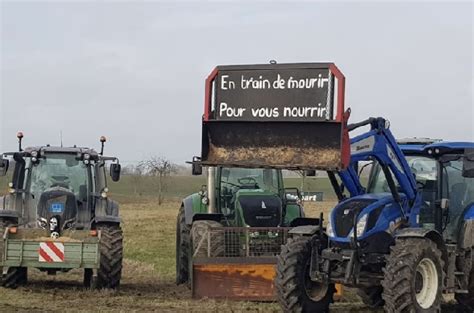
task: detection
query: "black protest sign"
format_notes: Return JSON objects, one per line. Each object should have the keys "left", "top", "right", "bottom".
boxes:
{"left": 214, "top": 66, "right": 334, "bottom": 121}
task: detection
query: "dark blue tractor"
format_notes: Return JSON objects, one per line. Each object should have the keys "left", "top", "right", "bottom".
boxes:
{"left": 275, "top": 118, "right": 474, "bottom": 312}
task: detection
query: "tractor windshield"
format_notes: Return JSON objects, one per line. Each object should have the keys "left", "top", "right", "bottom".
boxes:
{"left": 28, "top": 153, "right": 90, "bottom": 203}
{"left": 368, "top": 156, "right": 438, "bottom": 194}
{"left": 220, "top": 168, "right": 280, "bottom": 193}
{"left": 368, "top": 156, "right": 438, "bottom": 227}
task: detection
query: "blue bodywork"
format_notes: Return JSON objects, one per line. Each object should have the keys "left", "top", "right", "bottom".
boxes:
{"left": 329, "top": 136, "right": 474, "bottom": 244}
{"left": 327, "top": 118, "right": 421, "bottom": 244}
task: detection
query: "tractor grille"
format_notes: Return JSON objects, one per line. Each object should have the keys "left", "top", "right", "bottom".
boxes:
{"left": 238, "top": 195, "right": 282, "bottom": 227}
{"left": 333, "top": 199, "right": 376, "bottom": 237}
{"left": 193, "top": 227, "right": 290, "bottom": 258}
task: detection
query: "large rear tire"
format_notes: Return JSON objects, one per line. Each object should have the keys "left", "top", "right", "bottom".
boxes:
{"left": 276, "top": 236, "right": 335, "bottom": 313}
{"left": 176, "top": 206, "right": 191, "bottom": 285}
{"left": 382, "top": 238, "right": 443, "bottom": 313}
{"left": 191, "top": 220, "right": 224, "bottom": 258}
{"left": 455, "top": 249, "right": 473, "bottom": 311}
{"left": 95, "top": 224, "right": 123, "bottom": 289}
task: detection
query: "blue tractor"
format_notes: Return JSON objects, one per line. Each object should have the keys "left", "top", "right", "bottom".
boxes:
{"left": 275, "top": 118, "right": 474, "bottom": 312}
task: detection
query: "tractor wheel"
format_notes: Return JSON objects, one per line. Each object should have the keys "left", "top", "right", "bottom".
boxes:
{"left": 0, "top": 219, "right": 27, "bottom": 289}
{"left": 276, "top": 236, "right": 335, "bottom": 313}
{"left": 357, "top": 286, "right": 384, "bottom": 308}
{"left": 176, "top": 206, "right": 191, "bottom": 285}
{"left": 2, "top": 267, "right": 27, "bottom": 289}
{"left": 382, "top": 238, "right": 443, "bottom": 313}
{"left": 191, "top": 220, "right": 224, "bottom": 258}
{"left": 95, "top": 224, "right": 123, "bottom": 289}
{"left": 455, "top": 249, "right": 473, "bottom": 311}
{"left": 0, "top": 219, "right": 7, "bottom": 284}
{"left": 83, "top": 268, "right": 96, "bottom": 289}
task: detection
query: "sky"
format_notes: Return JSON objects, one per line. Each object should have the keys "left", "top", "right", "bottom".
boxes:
{"left": 1, "top": 1, "right": 473, "bottom": 165}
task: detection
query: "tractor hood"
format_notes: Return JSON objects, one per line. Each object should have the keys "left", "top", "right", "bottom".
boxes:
{"left": 36, "top": 186, "right": 78, "bottom": 237}
{"left": 328, "top": 193, "right": 406, "bottom": 242}
{"left": 234, "top": 189, "right": 282, "bottom": 227}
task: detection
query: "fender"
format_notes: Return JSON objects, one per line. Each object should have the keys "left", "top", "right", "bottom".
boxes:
{"left": 290, "top": 217, "right": 320, "bottom": 227}
{"left": 183, "top": 195, "right": 195, "bottom": 226}
{"left": 192, "top": 213, "right": 223, "bottom": 223}
{"left": 395, "top": 228, "right": 448, "bottom": 271}
{"left": 459, "top": 219, "right": 474, "bottom": 249}
{"left": 95, "top": 198, "right": 121, "bottom": 225}
{"left": 289, "top": 225, "right": 321, "bottom": 236}
{"left": 457, "top": 203, "right": 474, "bottom": 249}
{"left": 0, "top": 195, "right": 19, "bottom": 221}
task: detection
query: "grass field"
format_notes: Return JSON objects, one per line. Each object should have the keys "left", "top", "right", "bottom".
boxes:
{"left": 0, "top": 176, "right": 462, "bottom": 312}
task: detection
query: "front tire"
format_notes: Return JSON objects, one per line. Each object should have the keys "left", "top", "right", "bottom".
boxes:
{"left": 276, "top": 236, "right": 335, "bottom": 313}
{"left": 176, "top": 206, "right": 191, "bottom": 285}
{"left": 382, "top": 238, "right": 443, "bottom": 313}
{"left": 95, "top": 224, "right": 123, "bottom": 289}
{"left": 191, "top": 220, "right": 224, "bottom": 258}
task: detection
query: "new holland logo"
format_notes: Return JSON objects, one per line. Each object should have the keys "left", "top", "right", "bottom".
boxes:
{"left": 261, "top": 201, "right": 267, "bottom": 209}
{"left": 38, "top": 242, "right": 65, "bottom": 263}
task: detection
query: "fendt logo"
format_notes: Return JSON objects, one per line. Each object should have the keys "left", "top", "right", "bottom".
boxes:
{"left": 261, "top": 201, "right": 267, "bottom": 209}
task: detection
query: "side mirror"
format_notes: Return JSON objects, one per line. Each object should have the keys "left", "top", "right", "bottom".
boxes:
{"left": 463, "top": 148, "right": 474, "bottom": 178}
{"left": 305, "top": 170, "right": 316, "bottom": 177}
{"left": 191, "top": 156, "right": 202, "bottom": 176}
{"left": 0, "top": 159, "right": 9, "bottom": 176}
{"left": 110, "top": 163, "right": 121, "bottom": 182}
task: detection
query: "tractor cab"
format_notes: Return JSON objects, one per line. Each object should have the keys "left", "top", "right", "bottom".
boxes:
{"left": 368, "top": 141, "right": 474, "bottom": 242}
{"left": 0, "top": 133, "right": 124, "bottom": 289}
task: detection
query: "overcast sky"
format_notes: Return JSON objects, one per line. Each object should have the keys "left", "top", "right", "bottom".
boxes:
{"left": 1, "top": 1, "right": 473, "bottom": 165}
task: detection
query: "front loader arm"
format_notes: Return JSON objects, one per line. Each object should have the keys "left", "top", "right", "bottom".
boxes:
{"left": 348, "top": 117, "right": 418, "bottom": 204}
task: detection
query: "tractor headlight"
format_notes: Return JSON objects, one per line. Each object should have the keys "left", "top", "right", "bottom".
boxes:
{"left": 355, "top": 213, "right": 368, "bottom": 237}
{"left": 31, "top": 150, "right": 38, "bottom": 157}
{"left": 326, "top": 219, "right": 335, "bottom": 237}
{"left": 249, "top": 231, "right": 260, "bottom": 238}
{"left": 267, "top": 231, "right": 279, "bottom": 238}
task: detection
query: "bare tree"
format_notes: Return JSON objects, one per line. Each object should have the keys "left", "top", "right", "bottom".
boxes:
{"left": 141, "top": 156, "right": 177, "bottom": 205}
{"left": 296, "top": 170, "right": 307, "bottom": 195}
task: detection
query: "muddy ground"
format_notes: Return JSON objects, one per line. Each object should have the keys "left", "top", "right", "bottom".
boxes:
{"left": 0, "top": 199, "right": 466, "bottom": 312}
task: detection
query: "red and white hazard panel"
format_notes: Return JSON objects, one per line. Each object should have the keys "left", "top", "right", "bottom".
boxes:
{"left": 38, "top": 242, "right": 65, "bottom": 263}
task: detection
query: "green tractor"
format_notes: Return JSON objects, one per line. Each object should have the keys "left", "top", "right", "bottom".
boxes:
{"left": 176, "top": 165, "right": 312, "bottom": 299}
{"left": 0, "top": 132, "right": 123, "bottom": 289}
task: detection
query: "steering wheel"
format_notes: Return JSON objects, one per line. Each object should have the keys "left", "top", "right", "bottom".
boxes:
{"left": 238, "top": 176, "right": 258, "bottom": 186}
{"left": 221, "top": 181, "right": 240, "bottom": 188}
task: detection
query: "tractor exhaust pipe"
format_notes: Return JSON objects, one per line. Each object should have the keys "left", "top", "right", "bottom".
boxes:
{"left": 207, "top": 167, "right": 216, "bottom": 213}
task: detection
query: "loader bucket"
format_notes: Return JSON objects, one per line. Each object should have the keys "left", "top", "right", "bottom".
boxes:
{"left": 200, "top": 63, "right": 350, "bottom": 171}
